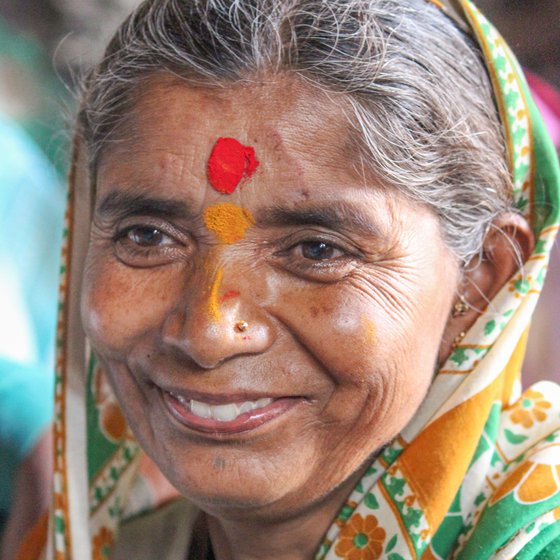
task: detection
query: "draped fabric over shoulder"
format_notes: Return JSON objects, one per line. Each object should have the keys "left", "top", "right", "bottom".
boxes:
{"left": 31, "top": 1, "right": 560, "bottom": 559}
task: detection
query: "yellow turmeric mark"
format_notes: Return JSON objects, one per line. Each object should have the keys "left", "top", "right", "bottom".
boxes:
{"left": 203, "top": 203, "right": 255, "bottom": 244}
{"left": 208, "top": 267, "right": 224, "bottom": 322}
{"left": 360, "top": 315, "right": 376, "bottom": 345}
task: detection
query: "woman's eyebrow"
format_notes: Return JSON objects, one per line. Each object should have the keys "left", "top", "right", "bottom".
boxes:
{"left": 96, "top": 191, "right": 193, "bottom": 220}
{"left": 257, "top": 203, "right": 382, "bottom": 237}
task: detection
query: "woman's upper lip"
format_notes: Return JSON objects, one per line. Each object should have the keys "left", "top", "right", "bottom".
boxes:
{"left": 154, "top": 383, "right": 302, "bottom": 405}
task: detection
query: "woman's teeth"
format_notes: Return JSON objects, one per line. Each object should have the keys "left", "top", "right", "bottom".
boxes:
{"left": 171, "top": 393, "right": 274, "bottom": 422}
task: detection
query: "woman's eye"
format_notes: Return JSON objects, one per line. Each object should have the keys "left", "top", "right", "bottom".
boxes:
{"left": 277, "top": 237, "right": 357, "bottom": 282}
{"left": 113, "top": 224, "right": 186, "bottom": 267}
{"left": 126, "top": 226, "right": 170, "bottom": 247}
{"left": 299, "top": 241, "right": 342, "bottom": 260}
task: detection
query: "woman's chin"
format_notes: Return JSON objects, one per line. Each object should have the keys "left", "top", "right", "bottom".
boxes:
{"left": 171, "top": 474, "right": 305, "bottom": 518}
{"left": 188, "top": 490, "right": 280, "bottom": 515}
{"left": 142, "top": 438, "right": 311, "bottom": 516}
{"left": 143, "top": 437, "right": 338, "bottom": 519}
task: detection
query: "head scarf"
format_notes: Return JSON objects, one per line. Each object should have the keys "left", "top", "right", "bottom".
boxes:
{"left": 34, "top": 0, "right": 560, "bottom": 558}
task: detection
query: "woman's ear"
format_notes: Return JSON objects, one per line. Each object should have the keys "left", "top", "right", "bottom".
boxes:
{"left": 461, "top": 212, "right": 535, "bottom": 310}
{"left": 439, "top": 212, "right": 535, "bottom": 364}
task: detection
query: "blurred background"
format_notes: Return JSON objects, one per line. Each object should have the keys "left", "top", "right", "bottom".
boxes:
{"left": 0, "top": 0, "right": 558, "bottom": 540}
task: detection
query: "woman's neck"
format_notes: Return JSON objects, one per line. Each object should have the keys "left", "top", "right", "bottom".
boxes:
{"left": 204, "top": 468, "right": 364, "bottom": 560}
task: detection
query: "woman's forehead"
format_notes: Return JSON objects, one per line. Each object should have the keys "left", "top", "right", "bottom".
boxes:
{"left": 100, "top": 75, "right": 354, "bottom": 175}
{"left": 95, "top": 75, "right": 379, "bottom": 212}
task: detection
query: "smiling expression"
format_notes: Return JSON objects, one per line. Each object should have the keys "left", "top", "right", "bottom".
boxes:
{"left": 81, "top": 75, "right": 460, "bottom": 521}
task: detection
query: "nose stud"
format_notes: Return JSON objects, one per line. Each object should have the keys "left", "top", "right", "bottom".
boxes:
{"left": 235, "top": 321, "right": 249, "bottom": 333}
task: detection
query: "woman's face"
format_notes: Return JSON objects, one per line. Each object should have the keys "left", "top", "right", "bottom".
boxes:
{"left": 82, "top": 76, "right": 460, "bottom": 519}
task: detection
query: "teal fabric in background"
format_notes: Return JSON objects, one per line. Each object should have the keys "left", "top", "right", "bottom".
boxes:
{"left": 0, "top": 114, "right": 64, "bottom": 521}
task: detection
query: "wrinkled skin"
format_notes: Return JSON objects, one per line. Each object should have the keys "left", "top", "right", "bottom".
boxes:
{"left": 82, "top": 76, "right": 464, "bottom": 558}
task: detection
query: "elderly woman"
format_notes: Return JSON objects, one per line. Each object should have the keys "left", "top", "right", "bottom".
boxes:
{"left": 22, "top": 0, "right": 560, "bottom": 559}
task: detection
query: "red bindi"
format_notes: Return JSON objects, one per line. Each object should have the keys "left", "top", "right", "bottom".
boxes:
{"left": 208, "top": 137, "right": 260, "bottom": 194}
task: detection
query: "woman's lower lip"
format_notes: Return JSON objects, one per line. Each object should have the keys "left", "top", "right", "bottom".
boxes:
{"left": 161, "top": 390, "right": 301, "bottom": 435}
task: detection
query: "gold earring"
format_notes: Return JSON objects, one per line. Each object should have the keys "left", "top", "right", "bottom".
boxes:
{"left": 452, "top": 332, "right": 467, "bottom": 348}
{"left": 452, "top": 299, "right": 470, "bottom": 318}
{"left": 235, "top": 321, "right": 249, "bottom": 333}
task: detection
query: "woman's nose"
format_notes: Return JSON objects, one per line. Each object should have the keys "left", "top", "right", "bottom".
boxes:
{"left": 160, "top": 267, "right": 275, "bottom": 369}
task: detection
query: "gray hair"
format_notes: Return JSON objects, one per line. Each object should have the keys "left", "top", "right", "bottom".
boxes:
{"left": 79, "top": 0, "right": 513, "bottom": 264}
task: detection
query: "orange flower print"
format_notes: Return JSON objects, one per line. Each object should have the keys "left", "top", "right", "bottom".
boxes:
{"left": 93, "top": 526, "right": 114, "bottom": 560}
{"left": 510, "top": 390, "right": 552, "bottom": 428}
{"left": 93, "top": 367, "right": 129, "bottom": 442}
{"left": 335, "top": 513, "right": 386, "bottom": 560}
{"left": 100, "top": 401, "right": 128, "bottom": 442}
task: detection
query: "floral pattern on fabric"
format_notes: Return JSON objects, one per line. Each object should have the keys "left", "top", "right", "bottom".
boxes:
{"left": 510, "top": 389, "right": 552, "bottom": 429}
{"left": 92, "top": 366, "right": 128, "bottom": 443}
{"left": 335, "top": 514, "right": 386, "bottom": 560}
{"left": 92, "top": 526, "right": 114, "bottom": 560}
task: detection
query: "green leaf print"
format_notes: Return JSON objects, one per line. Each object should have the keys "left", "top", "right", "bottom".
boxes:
{"left": 382, "top": 446, "right": 403, "bottom": 464}
{"left": 385, "top": 477, "right": 406, "bottom": 498}
{"left": 365, "top": 492, "right": 379, "bottom": 510}
{"left": 504, "top": 428, "right": 529, "bottom": 445}
{"left": 484, "top": 320, "right": 496, "bottom": 336}
{"left": 386, "top": 535, "right": 397, "bottom": 553}
{"left": 451, "top": 347, "right": 469, "bottom": 366}
{"left": 388, "top": 553, "right": 406, "bottom": 560}
{"left": 338, "top": 504, "right": 354, "bottom": 523}
{"left": 403, "top": 507, "right": 423, "bottom": 528}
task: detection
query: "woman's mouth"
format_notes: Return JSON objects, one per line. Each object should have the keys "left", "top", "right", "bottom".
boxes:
{"left": 160, "top": 389, "right": 301, "bottom": 435}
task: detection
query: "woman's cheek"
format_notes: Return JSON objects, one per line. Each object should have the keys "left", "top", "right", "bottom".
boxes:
{"left": 81, "top": 258, "right": 176, "bottom": 355}
{"left": 277, "top": 284, "right": 435, "bottom": 431}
